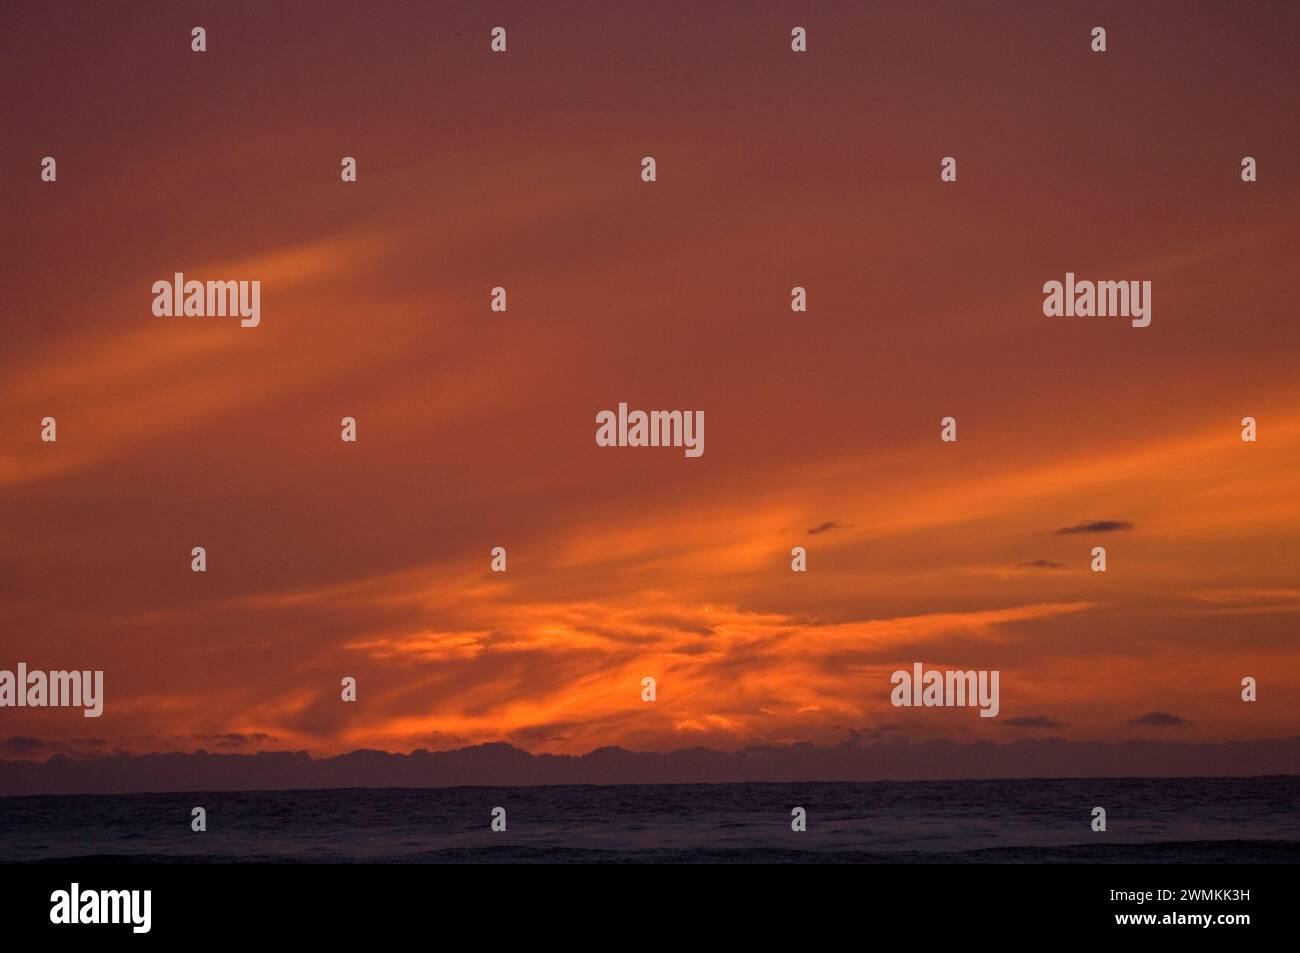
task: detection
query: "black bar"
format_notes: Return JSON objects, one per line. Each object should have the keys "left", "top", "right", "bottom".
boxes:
{"left": 0, "top": 862, "right": 1283, "bottom": 941}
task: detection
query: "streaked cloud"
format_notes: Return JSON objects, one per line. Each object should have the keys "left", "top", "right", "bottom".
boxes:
{"left": 1054, "top": 520, "right": 1134, "bottom": 535}
{"left": 1003, "top": 715, "right": 1068, "bottom": 729}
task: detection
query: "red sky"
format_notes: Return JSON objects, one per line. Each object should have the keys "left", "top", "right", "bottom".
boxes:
{"left": 2, "top": 1, "right": 1298, "bottom": 763}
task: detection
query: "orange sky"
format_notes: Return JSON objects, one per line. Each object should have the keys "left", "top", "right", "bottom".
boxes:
{"left": 2, "top": 1, "right": 1298, "bottom": 761}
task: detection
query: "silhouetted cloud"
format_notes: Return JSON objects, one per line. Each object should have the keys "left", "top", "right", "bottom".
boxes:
{"left": 1055, "top": 520, "right": 1134, "bottom": 535}
{"left": 1003, "top": 715, "right": 1068, "bottom": 728}
{"left": 4, "top": 737, "right": 1299, "bottom": 795}
{"left": 807, "top": 521, "right": 841, "bottom": 535}
{"left": 1129, "top": 711, "right": 1191, "bottom": 728}
{"left": 185, "top": 732, "right": 278, "bottom": 748}
{"left": 426, "top": 732, "right": 472, "bottom": 751}
{"left": 1019, "top": 559, "right": 1066, "bottom": 569}
{"left": 0, "top": 736, "right": 115, "bottom": 760}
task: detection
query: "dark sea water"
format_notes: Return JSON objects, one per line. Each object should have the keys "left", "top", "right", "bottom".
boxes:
{"left": 2, "top": 776, "right": 1297, "bottom": 863}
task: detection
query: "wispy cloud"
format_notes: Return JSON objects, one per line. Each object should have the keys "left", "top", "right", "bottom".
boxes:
{"left": 1129, "top": 711, "right": 1191, "bottom": 728}
{"left": 1003, "top": 715, "right": 1068, "bottom": 728}
{"left": 1055, "top": 520, "right": 1134, "bottom": 535}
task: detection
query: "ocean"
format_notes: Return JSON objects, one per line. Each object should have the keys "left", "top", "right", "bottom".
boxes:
{"left": 2, "top": 776, "right": 1297, "bottom": 863}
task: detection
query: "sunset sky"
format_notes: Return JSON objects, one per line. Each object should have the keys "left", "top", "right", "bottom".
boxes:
{"left": 2, "top": 1, "right": 1298, "bottom": 764}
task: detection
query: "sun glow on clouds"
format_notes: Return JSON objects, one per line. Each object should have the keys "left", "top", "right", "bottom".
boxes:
{"left": 317, "top": 595, "right": 1095, "bottom": 754}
